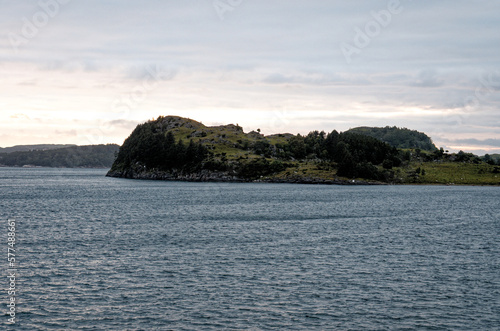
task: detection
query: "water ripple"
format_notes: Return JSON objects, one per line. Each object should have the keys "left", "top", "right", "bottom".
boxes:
{"left": 0, "top": 168, "right": 499, "bottom": 330}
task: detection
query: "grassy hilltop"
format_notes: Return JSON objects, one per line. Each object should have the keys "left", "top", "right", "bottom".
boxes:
{"left": 346, "top": 126, "right": 437, "bottom": 151}
{"left": 108, "top": 116, "right": 500, "bottom": 185}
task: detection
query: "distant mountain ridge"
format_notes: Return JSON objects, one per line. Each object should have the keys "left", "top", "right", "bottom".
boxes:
{"left": 0, "top": 144, "right": 76, "bottom": 153}
{"left": 346, "top": 126, "right": 437, "bottom": 151}
{"left": 0, "top": 144, "right": 119, "bottom": 168}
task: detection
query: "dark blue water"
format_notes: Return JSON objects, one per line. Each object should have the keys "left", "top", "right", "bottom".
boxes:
{"left": 1, "top": 168, "right": 499, "bottom": 330}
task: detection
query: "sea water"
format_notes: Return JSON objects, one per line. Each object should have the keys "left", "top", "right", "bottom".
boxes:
{"left": 1, "top": 168, "right": 499, "bottom": 330}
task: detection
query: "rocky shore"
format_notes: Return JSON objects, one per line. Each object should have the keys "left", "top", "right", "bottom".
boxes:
{"left": 106, "top": 169, "right": 385, "bottom": 185}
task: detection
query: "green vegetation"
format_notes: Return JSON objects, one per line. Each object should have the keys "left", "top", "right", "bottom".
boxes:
{"left": 482, "top": 153, "right": 500, "bottom": 165}
{"left": 399, "top": 162, "right": 499, "bottom": 185}
{"left": 0, "top": 144, "right": 119, "bottom": 168}
{"left": 346, "top": 126, "right": 437, "bottom": 151}
{"left": 108, "top": 116, "right": 499, "bottom": 185}
{"left": 392, "top": 148, "right": 500, "bottom": 185}
{"left": 109, "top": 116, "right": 401, "bottom": 181}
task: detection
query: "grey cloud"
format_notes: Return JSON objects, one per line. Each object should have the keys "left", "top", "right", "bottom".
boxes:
{"left": 1, "top": 1, "right": 499, "bottom": 152}
{"left": 17, "top": 79, "right": 37, "bottom": 86}
{"left": 124, "top": 65, "right": 177, "bottom": 82}
{"left": 263, "top": 73, "right": 292, "bottom": 85}
{"left": 106, "top": 119, "right": 139, "bottom": 129}
{"left": 2, "top": 1, "right": 499, "bottom": 75}
{"left": 439, "top": 138, "right": 500, "bottom": 148}
{"left": 38, "top": 60, "right": 99, "bottom": 73}
{"left": 55, "top": 129, "right": 77, "bottom": 137}
{"left": 410, "top": 70, "right": 444, "bottom": 88}
{"left": 262, "top": 72, "right": 371, "bottom": 86}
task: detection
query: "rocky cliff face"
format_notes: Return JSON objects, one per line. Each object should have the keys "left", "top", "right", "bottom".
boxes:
{"left": 106, "top": 168, "right": 244, "bottom": 182}
{"left": 155, "top": 116, "right": 205, "bottom": 132}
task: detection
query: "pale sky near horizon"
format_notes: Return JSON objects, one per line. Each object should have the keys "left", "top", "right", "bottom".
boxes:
{"left": 1, "top": 0, "right": 499, "bottom": 154}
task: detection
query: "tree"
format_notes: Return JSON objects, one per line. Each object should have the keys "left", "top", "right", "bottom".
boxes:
{"left": 337, "top": 151, "right": 356, "bottom": 178}
{"left": 383, "top": 159, "right": 393, "bottom": 170}
{"left": 484, "top": 154, "right": 496, "bottom": 165}
{"left": 253, "top": 140, "right": 271, "bottom": 156}
{"left": 324, "top": 130, "right": 339, "bottom": 159}
{"left": 287, "top": 135, "right": 307, "bottom": 159}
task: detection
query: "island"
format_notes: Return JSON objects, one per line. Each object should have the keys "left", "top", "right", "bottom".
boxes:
{"left": 106, "top": 116, "right": 500, "bottom": 185}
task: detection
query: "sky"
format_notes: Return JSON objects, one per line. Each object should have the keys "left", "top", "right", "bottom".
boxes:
{"left": 1, "top": 0, "right": 499, "bottom": 154}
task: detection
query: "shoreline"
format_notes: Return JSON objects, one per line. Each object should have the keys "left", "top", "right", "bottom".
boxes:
{"left": 0, "top": 165, "right": 111, "bottom": 169}
{"left": 2, "top": 166, "right": 497, "bottom": 186}
{"left": 105, "top": 170, "right": 500, "bottom": 186}
{"left": 105, "top": 169, "right": 386, "bottom": 185}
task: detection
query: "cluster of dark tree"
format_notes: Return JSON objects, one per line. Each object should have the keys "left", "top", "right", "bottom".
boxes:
{"left": 482, "top": 154, "right": 500, "bottom": 166}
{"left": 237, "top": 159, "right": 287, "bottom": 179}
{"left": 248, "top": 130, "right": 401, "bottom": 180}
{"left": 112, "top": 124, "right": 208, "bottom": 172}
{"left": 414, "top": 148, "right": 500, "bottom": 166}
{"left": 346, "top": 126, "right": 437, "bottom": 151}
{"left": 0, "top": 144, "right": 119, "bottom": 168}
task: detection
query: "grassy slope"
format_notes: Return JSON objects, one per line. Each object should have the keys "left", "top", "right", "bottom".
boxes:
{"left": 167, "top": 120, "right": 289, "bottom": 159}
{"left": 396, "top": 162, "right": 500, "bottom": 185}
{"left": 267, "top": 162, "right": 500, "bottom": 185}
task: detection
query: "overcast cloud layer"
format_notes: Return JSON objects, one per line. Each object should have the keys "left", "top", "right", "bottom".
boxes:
{"left": 1, "top": 0, "right": 499, "bottom": 154}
